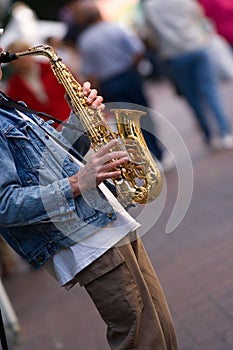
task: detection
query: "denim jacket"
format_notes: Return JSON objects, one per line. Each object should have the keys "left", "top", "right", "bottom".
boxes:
{"left": 0, "top": 104, "right": 116, "bottom": 269}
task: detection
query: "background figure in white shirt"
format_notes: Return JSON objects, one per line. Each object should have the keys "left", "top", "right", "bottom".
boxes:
{"left": 142, "top": 0, "right": 233, "bottom": 151}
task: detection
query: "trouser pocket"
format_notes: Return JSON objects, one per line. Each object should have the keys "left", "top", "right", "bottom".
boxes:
{"left": 77, "top": 247, "right": 144, "bottom": 349}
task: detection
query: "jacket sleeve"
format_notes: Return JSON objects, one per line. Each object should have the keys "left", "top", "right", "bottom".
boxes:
{"left": 0, "top": 130, "right": 77, "bottom": 228}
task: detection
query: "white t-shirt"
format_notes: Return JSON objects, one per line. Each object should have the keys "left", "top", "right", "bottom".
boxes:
{"left": 47, "top": 201, "right": 139, "bottom": 289}
{"left": 143, "top": 0, "right": 208, "bottom": 59}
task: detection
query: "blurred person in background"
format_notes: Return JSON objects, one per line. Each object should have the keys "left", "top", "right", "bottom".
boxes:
{"left": 199, "top": 0, "right": 233, "bottom": 50}
{"left": 74, "top": 2, "right": 174, "bottom": 171}
{"left": 4, "top": 40, "right": 71, "bottom": 128}
{"left": 142, "top": 0, "right": 233, "bottom": 151}
{"left": 59, "top": 0, "right": 95, "bottom": 48}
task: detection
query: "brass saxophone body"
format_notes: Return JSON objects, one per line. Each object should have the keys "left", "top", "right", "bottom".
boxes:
{"left": 0, "top": 45, "right": 162, "bottom": 206}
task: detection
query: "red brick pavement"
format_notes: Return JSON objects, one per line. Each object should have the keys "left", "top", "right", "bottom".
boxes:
{"left": 1, "top": 79, "right": 233, "bottom": 350}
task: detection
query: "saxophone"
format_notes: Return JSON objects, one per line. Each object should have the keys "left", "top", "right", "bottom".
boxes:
{"left": 0, "top": 45, "right": 162, "bottom": 206}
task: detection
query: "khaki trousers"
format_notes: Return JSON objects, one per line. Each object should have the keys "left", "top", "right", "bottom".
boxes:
{"left": 77, "top": 233, "right": 178, "bottom": 350}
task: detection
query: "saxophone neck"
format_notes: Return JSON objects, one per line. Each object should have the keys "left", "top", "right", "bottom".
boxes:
{"left": 0, "top": 45, "right": 60, "bottom": 63}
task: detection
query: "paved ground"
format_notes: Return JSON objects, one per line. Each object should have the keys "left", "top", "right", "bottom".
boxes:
{"left": 1, "top": 78, "right": 233, "bottom": 350}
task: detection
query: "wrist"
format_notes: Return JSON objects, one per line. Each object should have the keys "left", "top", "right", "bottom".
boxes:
{"left": 69, "top": 174, "right": 81, "bottom": 198}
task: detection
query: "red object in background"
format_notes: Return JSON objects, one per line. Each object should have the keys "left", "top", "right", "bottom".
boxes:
{"left": 199, "top": 0, "right": 233, "bottom": 45}
{"left": 6, "top": 61, "right": 70, "bottom": 128}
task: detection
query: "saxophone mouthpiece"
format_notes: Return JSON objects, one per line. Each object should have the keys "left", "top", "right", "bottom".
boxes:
{"left": 0, "top": 51, "right": 18, "bottom": 63}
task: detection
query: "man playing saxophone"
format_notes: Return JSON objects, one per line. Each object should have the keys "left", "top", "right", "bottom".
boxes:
{"left": 0, "top": 43, "right": 178, "bottom": 350}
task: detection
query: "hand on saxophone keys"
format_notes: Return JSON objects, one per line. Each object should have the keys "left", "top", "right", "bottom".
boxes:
{"left": 69, "top": 139, "right": 129, "bottom": 198}
{"left": 65, "top": 81, "right": 105, "bottom": 114}
{"left": 82, "top": 81, "right": 105, "bottom": 111}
